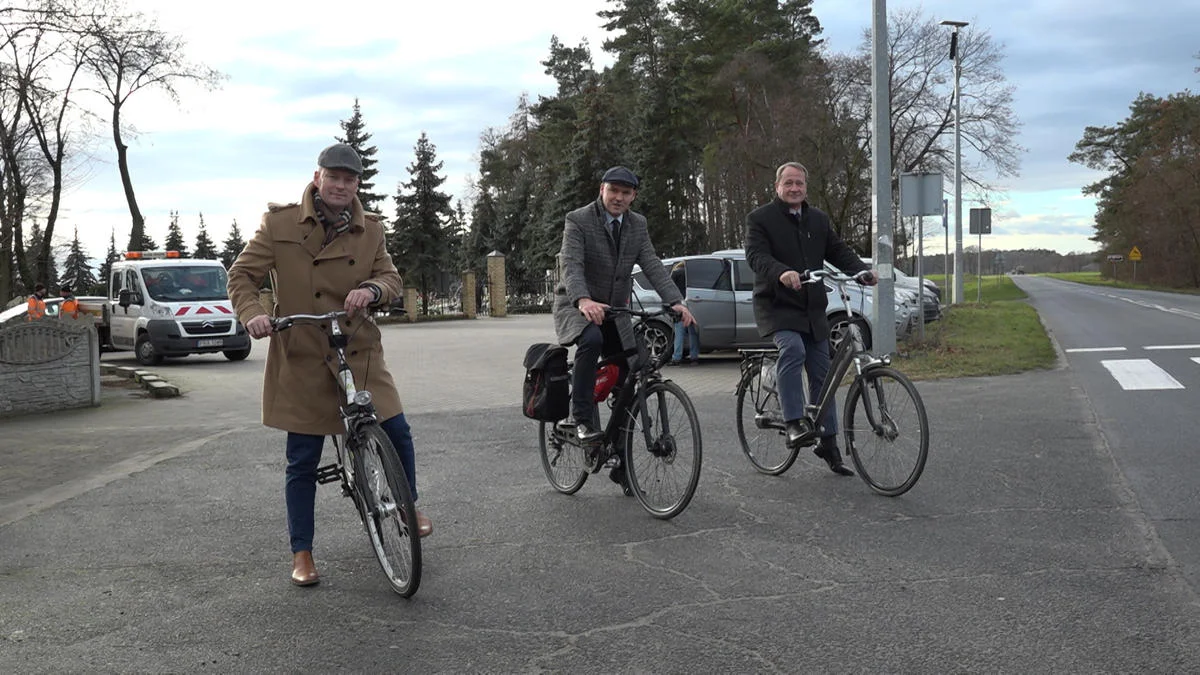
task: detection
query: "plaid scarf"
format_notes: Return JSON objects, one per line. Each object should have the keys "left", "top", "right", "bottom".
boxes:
{"left": 311, "top": 188, "right": 353, "bottom": 244}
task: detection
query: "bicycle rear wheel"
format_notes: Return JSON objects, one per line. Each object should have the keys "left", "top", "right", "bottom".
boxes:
{"left": 735, "top": 359, "right": 800, "bottom": 475}
{"left": 623, "top": 380, "right": 702, "bottom": 519}
{"left": 842, "top": 367, "right": 929, "bottom": 496}
{"left": 351, "top": 424, "right": 422, "bottom": 597}
{"left": 539, "top": 421, "right": 589, "bottom": 494}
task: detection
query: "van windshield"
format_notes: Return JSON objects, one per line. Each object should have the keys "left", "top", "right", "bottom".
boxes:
{"left": 142, "top": 265, "right": 229, "bottom": 302}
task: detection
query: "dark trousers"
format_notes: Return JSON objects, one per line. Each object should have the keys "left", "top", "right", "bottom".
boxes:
{"left": 570, "top": 321, "right": 629, "bottom": 429}
{"left": 772, "top": 329, "right": 837, "bottom": 439}
{"left": 285, "top": 413, "right": 418, "bottom": 553}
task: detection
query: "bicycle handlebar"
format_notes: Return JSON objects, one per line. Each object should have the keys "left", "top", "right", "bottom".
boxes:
{"left": 271, "top": 310, "right": 351, "bottom": 332}
{"left": 801, "top": 269, "right": 874, "bottom": 286}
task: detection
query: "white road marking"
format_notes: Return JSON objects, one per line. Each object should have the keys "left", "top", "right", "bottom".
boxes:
{"left": 1193, "top": 357, "right": 1200, "bottom": 366}
{"left": 1100, "top": 359, "right": 1185, "bottom": 391}
{"left": 1065, "top": 347, "right": 1126, "bottom": 353}
{"left": 1144, "top": 344, "right": 1200, "bottom": 350}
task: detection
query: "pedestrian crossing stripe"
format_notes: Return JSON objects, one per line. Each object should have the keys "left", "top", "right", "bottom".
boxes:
{"left": 1101, "top": 359, "right": 1184, "bottom": 391}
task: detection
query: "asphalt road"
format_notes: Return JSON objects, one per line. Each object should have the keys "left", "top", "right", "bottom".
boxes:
{"left": 2, "top": 313, "right": 1198, "bottom": 673}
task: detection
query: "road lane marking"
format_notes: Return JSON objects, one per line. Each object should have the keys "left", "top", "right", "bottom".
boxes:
{"left": 1100, "top": 359, "right": 1185, "bottom": 391}
{"left": 1065, "top": 347, "right": 1126, "bottom": 353}
{"left": 1104, "top": 294, "right": 1200, "bottom": 321}
{"left": 1144, "top": 344, "right": 1200, "bottom": 350}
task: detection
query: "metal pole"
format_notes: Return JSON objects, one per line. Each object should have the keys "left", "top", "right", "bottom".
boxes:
{"left": 943, "top": 198, "right": 949, "bottom": 281}
{"left": 952, "top": 29, "right": 964, "bottom": 305}
{"left": 976, "top": 229, "right": 982, "bottom": 302}
{"left": 870, "top": 0, "right": 895, "bottom": 355}
{"left": 917, "top": 214, "right": 925, "bottom": 340}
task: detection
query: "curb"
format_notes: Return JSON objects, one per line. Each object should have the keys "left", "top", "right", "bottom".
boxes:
{"left": 100, "top": 363, "right": 181, "bottom": 398}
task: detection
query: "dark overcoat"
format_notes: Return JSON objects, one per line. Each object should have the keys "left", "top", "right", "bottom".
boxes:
{"left": 553, "top": 198, "right": 682, "bottom": 350}
{"left": 744, "top": 198, "right": 868, "bottom": 341}
{"left": 227, "top": 183, "right": 403, "bottom": 435}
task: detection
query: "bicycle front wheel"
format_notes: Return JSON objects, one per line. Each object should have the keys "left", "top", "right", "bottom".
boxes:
{"left": 842, "top": 367, "right": 929, "bottom": 496}
{"left": 539, "top": 421, "right": 589, "bottom": 494}
{"left": 352, "top": 424, "right": 422, "bottom": 597}
{"left": 623, "top": 380, "right": 702, "bottom": 519}
{"left": 735, "top": 362, "right": 799, "bottom": 475}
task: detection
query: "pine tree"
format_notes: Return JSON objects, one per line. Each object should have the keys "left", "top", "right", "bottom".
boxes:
{"left": 59, "top": 227, "right": 97, "bottom": 292}
{"left": 220, "top": 219, "right": 246, "bottom": 270}
{"left": 24, "top": 220, "right": 59, "bottom": 290}
{"left": 96, "top": 229, "right": 120, "bottom": 295}
{"left": 164, "top": 210, "right": 189, "bottom": 256}
{"left": 193, "top": 213, "right": 218, "bottom": 259}
{"left": 392, "top": 133, "right": 454, "bottom": 314}
{"left": 337, "top": 99, "right": 387, "bottom": 214}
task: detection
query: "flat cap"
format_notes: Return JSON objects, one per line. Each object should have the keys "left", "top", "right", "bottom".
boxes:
{"left": 601, "top": 166, "right": 639, "bottom": 188}
{"left": 317, "top": 143, "right": 363, "bottom": 175}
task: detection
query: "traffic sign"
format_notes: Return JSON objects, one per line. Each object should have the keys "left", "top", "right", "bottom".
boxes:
{"left": 1107, "top": 254, "right": 1124, "bottom": 262}
{"left": 969, "top": 208, "right": 992, "bottom": 235}
{"left": 1129, "top": 246, "right": 1142, "bottom": 261}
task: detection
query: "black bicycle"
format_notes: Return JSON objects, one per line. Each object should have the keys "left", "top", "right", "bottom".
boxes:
{"left": 734, "top": 270, "right": 929, "bottom": 496}
{"left": 539, "top": 307, "right": 703, "bottom": 519}
{"left": 272, "top": 310, "right": 421, "bottom": 596}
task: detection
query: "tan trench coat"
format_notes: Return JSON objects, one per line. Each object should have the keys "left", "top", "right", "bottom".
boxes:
{"left": 227, "top": 183, "right": 403, "bottom": 435}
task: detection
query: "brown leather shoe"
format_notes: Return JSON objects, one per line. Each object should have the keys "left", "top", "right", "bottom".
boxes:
{"left": 291, "top": 550, "right": 319, "bottom": 586}
{"left": 416, "top": 511, "right": 433, "bottom": 538}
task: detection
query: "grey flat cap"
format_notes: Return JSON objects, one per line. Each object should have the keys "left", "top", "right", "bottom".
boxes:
{"left": 317, "top": 143, "right": 363, "bottom": 175}
{"left": 601, "top": 166, "right": 639, "bottom": 188}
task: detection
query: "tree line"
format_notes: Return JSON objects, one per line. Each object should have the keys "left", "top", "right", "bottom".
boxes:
{"left": 1070, "top": 75, "right": 1200, "bottom": 288}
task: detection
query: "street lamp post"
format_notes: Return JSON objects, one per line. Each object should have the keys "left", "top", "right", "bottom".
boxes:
{"left": 941, "top": 19, "right": 968, "bottom": 305}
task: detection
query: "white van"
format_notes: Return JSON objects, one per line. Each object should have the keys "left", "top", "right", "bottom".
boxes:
{"left": 98, "top": 251, "right": 251, "bottom": 365}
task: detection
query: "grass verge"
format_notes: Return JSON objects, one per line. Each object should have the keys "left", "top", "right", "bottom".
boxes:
{"left": 893, "top": 275, "right": 1057, "bottom": 380}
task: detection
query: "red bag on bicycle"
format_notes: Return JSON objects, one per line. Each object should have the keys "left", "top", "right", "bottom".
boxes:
{"left": 522, "top": 343, "right": 570, "bottom": 422}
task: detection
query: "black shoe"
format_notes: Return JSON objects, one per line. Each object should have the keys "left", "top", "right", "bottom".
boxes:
{"left": 814, "top": 440, "right": 855, "bottom": 477}
{"left": 666, "top": 360, "right": 682, "bottom": 367}
{"left": 687, "top": 359, "right": 700, "bottom": 366}
{"left": 608, "top": 460, "right": 634, "bottom": 497}
{"left": 785, "top": 419, "right": 817, "bottom": 448}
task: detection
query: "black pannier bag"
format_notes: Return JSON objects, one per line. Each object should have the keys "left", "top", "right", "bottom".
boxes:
{"left": 522, "top": 343, "right": 570, "bottom": 422}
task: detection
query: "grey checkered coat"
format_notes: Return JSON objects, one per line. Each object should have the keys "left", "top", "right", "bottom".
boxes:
{"left": 553, "top": 198, "right": 682, "bottom": 349}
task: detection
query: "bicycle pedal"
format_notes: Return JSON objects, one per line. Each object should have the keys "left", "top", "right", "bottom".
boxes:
{"left": 315, "top": 463, "right": 341, "bottom": 485}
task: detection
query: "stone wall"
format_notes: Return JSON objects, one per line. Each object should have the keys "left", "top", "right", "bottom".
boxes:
{"left": 0, "top": 319, "right": 101, "bottom": 418}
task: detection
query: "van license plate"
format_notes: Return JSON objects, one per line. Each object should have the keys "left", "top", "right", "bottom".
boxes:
{"left": 197, "top": 339, "right": 224, "bottom": 348}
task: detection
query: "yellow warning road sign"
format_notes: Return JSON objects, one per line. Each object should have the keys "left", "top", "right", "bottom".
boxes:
{"left": 1129, "top": 246, "right": 1142, "bottom": 261}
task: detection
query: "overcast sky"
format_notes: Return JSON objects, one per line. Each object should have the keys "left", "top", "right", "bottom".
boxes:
{"left": 51, "top": 0, "right": 1200, "bottom": 262}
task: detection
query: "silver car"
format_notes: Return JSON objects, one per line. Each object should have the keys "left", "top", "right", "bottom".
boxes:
{"left": 631, "top": 250, "right": 918, "bottom": 365}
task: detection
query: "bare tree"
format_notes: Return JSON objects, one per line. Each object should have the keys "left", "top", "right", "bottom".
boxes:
{"left": 80, "top": 0, "right": 223, "bottom": 250}
{"left": 830, "top": 7, "right": 1023, "bottom": 259}
{"left": 0, "top": 0, "right": 88, "bottom": 295}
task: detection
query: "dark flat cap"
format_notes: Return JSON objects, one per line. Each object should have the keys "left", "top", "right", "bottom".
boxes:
{"left": 317, "top": 143, "right": 363, "bottom": 175}
{"left": 601, "top": 166, "right": 639, "bottom": 188}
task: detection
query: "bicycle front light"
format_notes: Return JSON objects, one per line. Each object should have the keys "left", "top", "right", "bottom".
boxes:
{"left": 353, "top": 391, "right": 373, "bottom": 407}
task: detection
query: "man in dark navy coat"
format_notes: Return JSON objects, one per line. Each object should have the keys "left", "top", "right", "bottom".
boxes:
{"left": 744, "top": 162, "right": 877, "bottom": 476}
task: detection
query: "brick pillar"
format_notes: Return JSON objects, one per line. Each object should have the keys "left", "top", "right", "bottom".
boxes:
{"left": 487, "top": 251, "right": 507, "bottom": 318}
{"left": 462, "top": 270, "right": 477, "bottom": 319}
{"left": 404, "top": 286, "right": 419, "bottom": 322}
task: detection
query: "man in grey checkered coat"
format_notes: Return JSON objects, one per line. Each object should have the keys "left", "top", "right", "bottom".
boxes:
{"left": 552, "top": 166, "right": 696, "bottom": 445}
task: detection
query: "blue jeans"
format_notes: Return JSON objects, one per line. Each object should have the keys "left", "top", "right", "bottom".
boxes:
{"left": 672, "top": 320, "right": 699, "bottom": 362}
{"left": 285, "top": 413, "right": 418, "bottom": 553}
{"left": 772, "top": 330, "right": 837, "bottom": 439}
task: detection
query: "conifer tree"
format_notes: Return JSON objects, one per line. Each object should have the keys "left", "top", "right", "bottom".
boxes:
{"left": 23, "top": 220, "right": 58, "bottom": 290}
{"left": 220, "top": 219, "right": 246, "bottom": 270}
{"left": 337, "top": 99, "right": 386, "bottom": 214}
{"left": 164, "top": 210, "right": 189, "bottom": 256}
{"left": 59, "top": 227, "right": 97, "bottom": 292}
{"left": 97, "top": 229, "right": 120, "bottom": 295}
{"left": 392, "top": 133, "right": 453, "bottom": 314}
{"left": 193, "top": 213, "right": 218, "bottom": 259}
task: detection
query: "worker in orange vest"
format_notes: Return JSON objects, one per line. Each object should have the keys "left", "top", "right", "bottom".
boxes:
{"left": 59, "top": 284, "right": 79, "bottom": 318}
{"left": 26, "top": 283, "right": 47, "bottom": 321}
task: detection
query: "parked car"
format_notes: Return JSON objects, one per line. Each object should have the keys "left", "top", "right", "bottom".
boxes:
{"left": 630, "top": 250, "right": 919, "bottom": 365}
{"left": 851, "top": 258, "right": 942, "bottom": 323}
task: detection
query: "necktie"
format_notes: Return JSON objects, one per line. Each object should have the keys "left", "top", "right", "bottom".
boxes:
{"left": 609, "top": 218, "right": 620, "bottom": 240}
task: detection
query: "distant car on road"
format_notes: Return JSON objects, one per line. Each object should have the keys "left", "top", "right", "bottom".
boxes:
{"left": 630, "top": 249, "right": 920, "bottom": 365}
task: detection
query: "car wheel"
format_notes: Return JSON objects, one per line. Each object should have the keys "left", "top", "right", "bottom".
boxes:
{"left": 135, "top": 333, "right": 163, "bottom": 366}
{"left": 223, "top": 347, "right": 251, "bottom": 361}
{"left": 830, "top": 314, "right": 871, "bottom": 353}
{"left": 637, "top": 319, "right": 673, "bottom": 368}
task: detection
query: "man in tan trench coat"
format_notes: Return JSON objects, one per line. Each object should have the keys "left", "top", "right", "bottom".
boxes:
{"left": 228, "top": 143, "right": 432, "bottom": 587}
